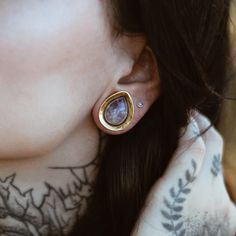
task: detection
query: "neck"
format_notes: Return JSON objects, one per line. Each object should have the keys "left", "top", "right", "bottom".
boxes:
{"left": 0, "top": 115, "right": 106, "bottom": 235}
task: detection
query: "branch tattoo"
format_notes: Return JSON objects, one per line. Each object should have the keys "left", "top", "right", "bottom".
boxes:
{"left": 0, "top": 131, "right": 106, "bottom": 236}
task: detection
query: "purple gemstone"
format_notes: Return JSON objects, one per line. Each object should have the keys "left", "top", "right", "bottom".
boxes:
{"left": 104, "top": 97, "right": 128, "bottom": 126}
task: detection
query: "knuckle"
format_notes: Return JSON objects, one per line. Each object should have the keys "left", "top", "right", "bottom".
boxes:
{"left": 176, "top": 135, "right": 206, "bottom": 159}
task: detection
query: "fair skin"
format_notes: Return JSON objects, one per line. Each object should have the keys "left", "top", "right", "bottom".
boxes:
{"left": 0, "top": 1, "right": 159, "bottom": 234}
{"left": 0, "top": 1, "right": 235, "bottom": 236}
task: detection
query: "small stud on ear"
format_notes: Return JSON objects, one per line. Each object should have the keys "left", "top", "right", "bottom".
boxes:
{"left": 137, "top": 99, "right": 144, "bottom": 108}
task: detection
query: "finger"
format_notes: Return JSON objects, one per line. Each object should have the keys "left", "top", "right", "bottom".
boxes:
{"left": 162, "top": 114, "right": 206, "bottom": 183}
{"left": 192, "top": 110, "right": 224, "bottom": 179}
{"left": 145, "top": 115, "right": 206, "bottom": 203}
{"left": 192, "top": 111, "right": 235, "bottom": 220}
{"left": 192, "top": 110, "right": 224, "bottom": 157}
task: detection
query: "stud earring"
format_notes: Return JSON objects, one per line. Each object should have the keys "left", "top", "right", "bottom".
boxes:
{"left": 136, "top": 99, "right": 144, "bottom": 108}
{"left": 98, "top": 91, "right": 134, "bottom": 132}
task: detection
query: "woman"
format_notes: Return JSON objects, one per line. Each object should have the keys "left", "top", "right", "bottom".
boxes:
{"left": 0, "top": 0, "right": 235, "bottom": 235}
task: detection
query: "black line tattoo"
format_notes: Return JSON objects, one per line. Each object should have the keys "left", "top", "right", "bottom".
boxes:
{"left": 211, "top": 154, "right": 221, "bottom": 177}
{"left": 161, "top": 159, "right": 197, "bottom": 236}
{"left": 0, "top": 130, "right": 107, "bottom": 236}
{"left": 0, "top": 166, "right": 93, "bottom": 236}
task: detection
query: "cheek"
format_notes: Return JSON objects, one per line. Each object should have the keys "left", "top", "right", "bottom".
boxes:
{"left": 0, "top": 0, "right": 114, "bottom": 159}
{"left": 0, "top": 0, "right": 109, "bottom": 75}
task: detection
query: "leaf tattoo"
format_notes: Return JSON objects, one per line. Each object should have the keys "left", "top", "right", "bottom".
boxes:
{"left": 161, "top": 159, "right": 197, "bottom": 236}
{"left": 210, "top": 154, "right": 221, "bottom": 177}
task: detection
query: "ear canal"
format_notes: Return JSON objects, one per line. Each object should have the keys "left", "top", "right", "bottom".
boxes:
{"left": 98, "top": 91, "right": 134, "bottom": 132}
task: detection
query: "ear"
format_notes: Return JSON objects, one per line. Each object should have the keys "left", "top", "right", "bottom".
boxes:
{"left": 92, "top": 46, "right": 161, "bottom": 135}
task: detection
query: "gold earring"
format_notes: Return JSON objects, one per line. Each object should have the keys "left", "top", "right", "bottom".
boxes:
{"left": 98, "top": 91, "right": 134, "bottom": 132}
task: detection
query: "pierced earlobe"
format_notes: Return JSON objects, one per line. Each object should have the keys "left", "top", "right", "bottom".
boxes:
{"left": 98, "top": 91, "right": 134, "bottom": 132}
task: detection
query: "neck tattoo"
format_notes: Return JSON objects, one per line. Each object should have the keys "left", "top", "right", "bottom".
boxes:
{"left": 0, "top": 131, "right": 107, "bottom": 236}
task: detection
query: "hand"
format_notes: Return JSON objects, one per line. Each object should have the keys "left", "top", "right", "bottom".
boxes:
{"left": 131, "top": 111, "right": 236, "bottom": 236}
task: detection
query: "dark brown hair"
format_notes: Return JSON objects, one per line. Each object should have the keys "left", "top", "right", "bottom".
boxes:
{"left": 72, "top": 1, "right": 231, "bottom": 235}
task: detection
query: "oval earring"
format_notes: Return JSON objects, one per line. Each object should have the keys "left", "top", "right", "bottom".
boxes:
{"left": 98, "top": 91, "right": 134, "bottom": 132}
